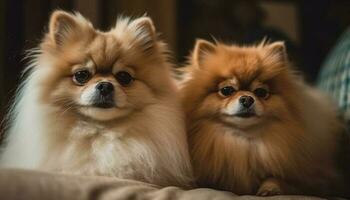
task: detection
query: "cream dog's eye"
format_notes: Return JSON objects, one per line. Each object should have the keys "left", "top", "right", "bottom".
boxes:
{"left": 254, "top": 88, "right": 269, "bottom": 98}
{"left": 116, "top": 71, "right": 134, "bottom": 86}
{"left": 219, "top": 86, "right": 236, "bottom": 97}
{"left": 73, "top": 70, "right": 91, "bottom": 85}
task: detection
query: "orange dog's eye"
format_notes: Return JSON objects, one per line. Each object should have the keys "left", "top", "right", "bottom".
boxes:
{"left": 219, "top": 86, "right": 236, "bottom": 97}
{"left": 73, "top": 70, "right": 91, "bottom": 85}
{"left": 254, "top": 88, "right": 269, "bottom": 98}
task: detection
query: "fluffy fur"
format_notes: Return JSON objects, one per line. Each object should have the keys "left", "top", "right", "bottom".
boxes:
{"left": 0, "top": 11, "right": 193, "bottom": 187}
{"left": 180, "top": 39, "right": 348, "bottom": 196}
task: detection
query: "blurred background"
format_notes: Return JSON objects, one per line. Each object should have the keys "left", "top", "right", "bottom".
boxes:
{"left": 0, "top": 0, "right": 350, "bottom": 121}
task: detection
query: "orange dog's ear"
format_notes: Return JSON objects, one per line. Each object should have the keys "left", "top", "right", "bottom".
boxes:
{"left": 192, "top": 39, "right": 216, "bottom": 67}
{"left": 48, "top": 10, "right": 93, "bottom": 47}
{"left": 259, "top": 41, "right": 289, "bottom": 80}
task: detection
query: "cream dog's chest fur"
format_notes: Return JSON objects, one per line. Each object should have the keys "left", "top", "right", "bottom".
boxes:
{"left": 45, "top": 121, "right": 153, "bottom": 179}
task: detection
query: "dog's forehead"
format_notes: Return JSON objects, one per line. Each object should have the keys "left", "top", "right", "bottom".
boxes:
{"left": 228, "top": 50, "right": 260, "bottom": 69}
{"left": 219, "top": 50, "right": 262, "bottom": 85}
{"left": 87, "top": 34, "right": 122, "bottom": 70}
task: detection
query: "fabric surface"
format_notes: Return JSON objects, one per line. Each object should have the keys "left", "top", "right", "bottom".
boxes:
{"left": 318, "top": 27, "right": 350, "bottom": 118}
{"left": 0, "top": 169, "right": 325, "bottom": 200}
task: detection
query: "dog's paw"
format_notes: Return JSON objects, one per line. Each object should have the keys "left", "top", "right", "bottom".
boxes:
{"left": 256, "top": 178, "right": 283, "bottom": 196}
{"left": 256, "top": 186, "right": 282, "bottom": 196}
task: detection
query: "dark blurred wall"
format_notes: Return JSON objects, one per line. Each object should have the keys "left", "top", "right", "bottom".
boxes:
{"left": 2, "top": 0, "right": 24, "bottom": 120}
{"left": 0, "top": 1, "right": 4, "bottom": 111}
{"left": 300, "top": 0, "right": 350, "bottom": 82}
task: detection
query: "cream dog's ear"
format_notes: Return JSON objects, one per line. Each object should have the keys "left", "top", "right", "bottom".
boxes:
{"left": 128, "top": 16, "right": 157, "bottom": 53}
{"left": 48, "top": 10, "right": 93, "bottom": 47}
{"left": 192, "top": 39, "right": 216, "bottom": 68}
{"left": 130, "top": 17, "right": 156, "bottom": 39}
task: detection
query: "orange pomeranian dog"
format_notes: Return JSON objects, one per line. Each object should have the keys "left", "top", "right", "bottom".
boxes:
{"left": 0, "top": 11, "right": 193, "bottom": 187}
{"left": 180, "top": 39, "right": 349, "bottom": 196}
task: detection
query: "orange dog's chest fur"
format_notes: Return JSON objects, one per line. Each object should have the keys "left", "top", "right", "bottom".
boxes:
{"left": 190, "top": 118, "right": 339, "bottom": 195}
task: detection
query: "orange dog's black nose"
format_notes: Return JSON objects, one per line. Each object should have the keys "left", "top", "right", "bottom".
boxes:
{"left": 239, "top": 95, "right": 254, "bottom": 108}
{"left": 96, "top": 82, "right": 114, "bottom": 96}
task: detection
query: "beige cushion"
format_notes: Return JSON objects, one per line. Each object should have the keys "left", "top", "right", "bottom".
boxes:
{"left": 0, "top": 169, "right": 325, "bottom": 200}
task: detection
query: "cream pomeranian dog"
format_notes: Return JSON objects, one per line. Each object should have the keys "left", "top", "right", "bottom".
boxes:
{"left": 0, "top": 10, "right": 193, "bottom": 187}
{"left": 180, "top": 39, "right": 349, "bottom": 196}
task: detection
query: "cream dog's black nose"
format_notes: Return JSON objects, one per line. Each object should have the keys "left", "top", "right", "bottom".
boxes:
{"left": 96, "top": 82, "right": 114, "bottom": 96}
{"left": 239, "top": 95, "right": 254, "bottom": 108}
